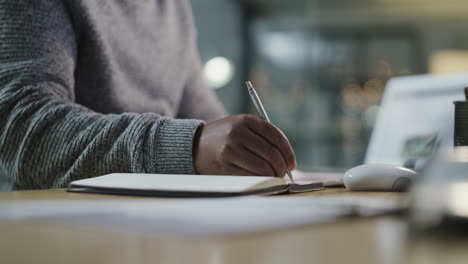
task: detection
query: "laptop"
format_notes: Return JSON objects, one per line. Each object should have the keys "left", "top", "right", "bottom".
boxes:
{"left": 365, "top": 72, "right": 468, "bottom": 166}
{"left": 299, "top": 72, "right": 468, "bottom": 186}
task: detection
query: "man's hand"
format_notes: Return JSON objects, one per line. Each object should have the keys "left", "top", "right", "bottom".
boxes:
{"left": 193, "top": 114, "right": 297, "bottom": 177}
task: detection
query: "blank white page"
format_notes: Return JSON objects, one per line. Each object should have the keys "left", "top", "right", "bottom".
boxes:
{"left": 70, "top": 173, "right": 286, "bottom": 193}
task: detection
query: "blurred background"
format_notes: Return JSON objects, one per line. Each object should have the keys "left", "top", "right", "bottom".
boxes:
{"left": 191, "top": 0, "right": 468, "bottom": 170}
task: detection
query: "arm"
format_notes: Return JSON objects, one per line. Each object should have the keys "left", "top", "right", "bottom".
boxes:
{"left": 178, "top": 59, "right": 227, "bottom": 122}
{"left": 0, "top": 0, "right": 202, "bottom": 189}
{"left": 177, "top": 4, "right": 296, "bottom": 177}
{"left": 175, "top": 5, "right": 227, "bottom": 122}
{"left": 176, "top": 47, "right": 227, "bottom": 121}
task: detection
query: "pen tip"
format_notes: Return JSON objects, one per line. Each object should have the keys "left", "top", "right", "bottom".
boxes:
{"left": 245, "top": 81, "right": 253, "bottom": 89}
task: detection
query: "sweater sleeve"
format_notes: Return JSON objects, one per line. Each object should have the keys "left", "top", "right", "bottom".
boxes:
{"left": 0, "top": 0, "right": 203, "bottom": 190}
{"left": 175, "top": 2, "right": 228, "bottom": 122}
{"left": 176, "top": 47, "right": 228, "bottom": 122}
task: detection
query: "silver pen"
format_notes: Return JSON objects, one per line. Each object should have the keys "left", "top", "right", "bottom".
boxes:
{"left": 245, "top": 81, "right": 295, "bottom": 183}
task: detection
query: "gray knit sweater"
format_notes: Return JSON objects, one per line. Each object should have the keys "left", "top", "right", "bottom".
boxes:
{"left": 0, "top": 0, "right": 226, "bottom": 190}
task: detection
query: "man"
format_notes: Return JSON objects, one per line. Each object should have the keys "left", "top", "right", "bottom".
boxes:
{"left": 0, "top": 0, "right": 296, "bottom": 190}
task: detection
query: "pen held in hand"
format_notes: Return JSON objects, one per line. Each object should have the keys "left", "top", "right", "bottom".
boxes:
{"left": 245, "top": 81, "right": 295, "bottom": 183}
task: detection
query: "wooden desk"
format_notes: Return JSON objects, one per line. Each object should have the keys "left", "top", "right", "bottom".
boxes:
{"left": 0, "top": 188, "right": 456, "bottom": 264}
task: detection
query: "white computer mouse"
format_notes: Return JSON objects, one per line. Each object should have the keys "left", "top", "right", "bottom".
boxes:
{"left": 343, "top": 164, "right": 418, "bottom": 191}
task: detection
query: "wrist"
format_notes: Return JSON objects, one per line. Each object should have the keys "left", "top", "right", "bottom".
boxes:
{"left": 192, "top": 123, "right": 205, "bottom": 174}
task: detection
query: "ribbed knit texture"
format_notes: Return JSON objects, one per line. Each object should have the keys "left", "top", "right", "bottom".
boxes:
{"left": 0, "top": 0, "right": 226, "bottom": 190}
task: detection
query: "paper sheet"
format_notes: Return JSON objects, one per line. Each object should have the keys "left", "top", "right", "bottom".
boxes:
{"left": 0, "top": 195, "right": 404, "bottom": 236}
{"left": 290, "top": 170, "right": 344, "bottom": 186}
{"left": 70, "top": 173, "right": 286, "bottom": 193}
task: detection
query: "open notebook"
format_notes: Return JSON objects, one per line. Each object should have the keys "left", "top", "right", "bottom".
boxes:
{"left": 67, "top": 173, "right": 324, "bottom": 197}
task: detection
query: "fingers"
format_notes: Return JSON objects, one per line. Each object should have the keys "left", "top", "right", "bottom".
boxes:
{"left": 244, "top": 115, "right": 297, "bottom": 170}
{"left": 222, "top": 144, "right": 276, "bottom": 176}
{"left": 226, "top": 164, "right": 258, "bottom": 176}
{"left": 195, "top": 114, "right": 296, "bottom": 177}
{"left": 238, "top": 128, "right": 288, "bottom": 177}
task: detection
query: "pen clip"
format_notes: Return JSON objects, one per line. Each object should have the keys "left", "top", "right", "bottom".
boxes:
{"left": 246, "top": 82, "right": 270, "bottom": 121}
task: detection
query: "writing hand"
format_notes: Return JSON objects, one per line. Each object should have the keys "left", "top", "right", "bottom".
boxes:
{"left": 194, "top": 114, "right": 296, "bottom": 177}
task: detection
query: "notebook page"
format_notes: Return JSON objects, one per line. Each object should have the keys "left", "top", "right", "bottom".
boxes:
{"left": 71, "top": 173, "right": 286, "bottom": 193}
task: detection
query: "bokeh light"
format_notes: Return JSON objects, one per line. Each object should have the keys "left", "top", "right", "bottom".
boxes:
{"left": 203, "top": 57, "right": 234, "bottom": 89}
